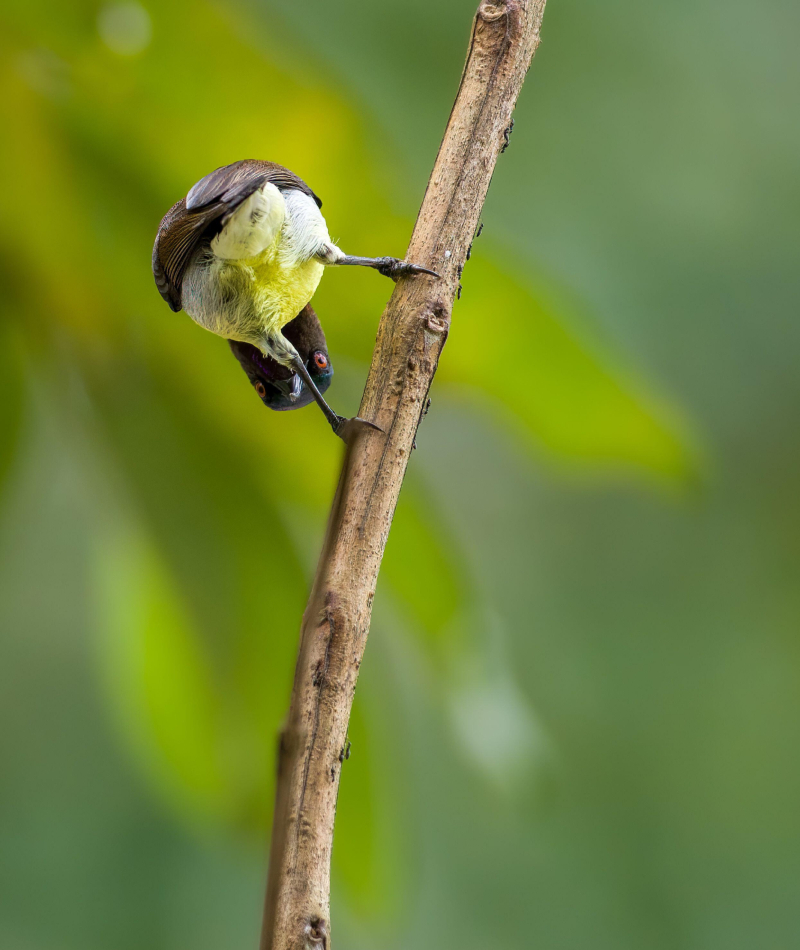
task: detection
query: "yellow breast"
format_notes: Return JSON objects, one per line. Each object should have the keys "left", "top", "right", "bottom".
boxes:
{"left": 251, "top": 253, "right": 324, "bottom": 333}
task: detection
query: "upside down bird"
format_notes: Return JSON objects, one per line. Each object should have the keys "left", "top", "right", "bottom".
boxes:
{"left": 152, "top": 159, "right": 437, "bottom": 438}
{"left": 228, "top": 304, "right": 333, "bottom": 412}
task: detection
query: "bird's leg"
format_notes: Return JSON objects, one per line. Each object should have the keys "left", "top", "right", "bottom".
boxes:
{"left": 290, "top": 356, "right": 347, "bottom": 432}
{"left": 336, "top": 256, "right": 439, "bottom": 280}
{"left": 321, "top": 248, "right": 438, "bottom": 281}
{"left": 264, "top": 333, "right": 379, "bottom": 443}
{"left": 290, "top": 357, "right": 381, "bottom": 443}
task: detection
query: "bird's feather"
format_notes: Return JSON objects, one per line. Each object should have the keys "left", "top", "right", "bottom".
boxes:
{"left": 152, "top": 160, "right": 323, "bottom": 312}
{"left": 186, "top": 160, "right": 321, "bottom": 212}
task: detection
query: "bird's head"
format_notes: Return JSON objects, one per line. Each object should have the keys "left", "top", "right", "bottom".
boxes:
{"left": 228, "top": 341, "right": 333, "bottom": 411}
{"left": 228, "top": 305, "right": 333, "bottom": 411}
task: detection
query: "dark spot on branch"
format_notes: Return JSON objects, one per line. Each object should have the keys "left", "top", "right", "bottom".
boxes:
{"left": 305, "top": 918, "right": 328, "bottom": 948}
{"left": 479, "top": 1, "right": 509, "bottom": 22}
{"left": 467, "top": 223, "right": 483, "bottom": 262}
{"left": 425, "top": 306, "right": 449, "bottom": 334}
{"left": 501, "top": 117, "right": 515, "bottom": 152}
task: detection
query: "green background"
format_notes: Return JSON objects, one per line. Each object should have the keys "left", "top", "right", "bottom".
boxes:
{"left": 1, "top": 1, "right": 798, "bottom": 947}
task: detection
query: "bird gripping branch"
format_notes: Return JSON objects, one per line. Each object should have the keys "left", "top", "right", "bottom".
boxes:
{"left": 152, "top": 159, "right": 437, "bottom": 440}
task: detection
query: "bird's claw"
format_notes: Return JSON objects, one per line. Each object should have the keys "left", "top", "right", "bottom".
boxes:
{"left": 376, "top": 257, "right": 439, "bottom": 281}
{"left": 332, "top": 416, "right": 383, "bottom": 443}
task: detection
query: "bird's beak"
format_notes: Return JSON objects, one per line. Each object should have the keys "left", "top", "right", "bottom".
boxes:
{"left": 272, "top": 373, "right": 304, "bottom": 402}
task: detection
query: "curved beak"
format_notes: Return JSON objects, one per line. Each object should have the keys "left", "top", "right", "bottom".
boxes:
{"left": 272, "top": 373, "right": 304, "bottom": 403}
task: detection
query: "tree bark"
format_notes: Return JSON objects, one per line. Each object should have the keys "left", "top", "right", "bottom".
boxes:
{"left": 259, "top": 3, "right": 547, "bottom": 947}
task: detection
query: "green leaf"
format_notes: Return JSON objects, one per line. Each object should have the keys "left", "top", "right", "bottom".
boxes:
{"left": 93, "top": 525, "right": 229, "bottom": 824}
{"left": 439, "top": 255, "right": 700, "bottom": 483}
{"left": 382, "top": 480, "right": 467, "bottom": 646}
{"left": 0, "top": 320, "right": 25, "bottom": 498}
{"left": 332, "top": 693, "right": 407, "bottom": 922}
{"left": 88, "top": 362, "right": 309, "bottom": 833}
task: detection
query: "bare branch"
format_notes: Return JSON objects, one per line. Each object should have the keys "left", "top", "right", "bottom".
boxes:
{"left": 260, "top": 3, "right": 547, "bottom": 947}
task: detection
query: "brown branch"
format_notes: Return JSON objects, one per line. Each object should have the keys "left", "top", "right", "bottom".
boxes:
{"left": 259, "top": 3, "right": 547, "bottom": 947}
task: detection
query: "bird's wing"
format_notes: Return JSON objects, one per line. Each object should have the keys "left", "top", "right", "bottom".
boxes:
{"left": 152, "top": 198, "right": 203, "bottom": 312}
{"left": 152, "top": 160, "right": 323, "bottom": 312}
{"left": 186, "top": 160, "right": 322, "bottom": 212}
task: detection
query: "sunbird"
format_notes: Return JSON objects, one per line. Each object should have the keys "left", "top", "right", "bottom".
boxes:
{"left": 152, "top": 159, "right": 437, "bottom": 438}
{"left": 228, "top": 304, "right": 333, "bottom": 412}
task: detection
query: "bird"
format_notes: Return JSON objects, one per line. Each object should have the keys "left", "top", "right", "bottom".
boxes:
{"left": 152, "top": 159, "right": 437, "bottom": 439}
{"left": 228, "top": 303, "right": 333, "bottom": 412}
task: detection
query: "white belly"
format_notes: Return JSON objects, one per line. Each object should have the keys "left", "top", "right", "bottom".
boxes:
{"left": 181, "top": 188, "right": 333, "bottom": 346}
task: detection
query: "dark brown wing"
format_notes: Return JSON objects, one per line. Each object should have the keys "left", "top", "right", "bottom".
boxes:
{"left": 152, "top": 198, "right": 201, "bottom": 312}
{"left": 186, "top": 159, "right": 322, "bottom": 212}
{"left": 152, "top": 160, "right": 323, "bottom": 312}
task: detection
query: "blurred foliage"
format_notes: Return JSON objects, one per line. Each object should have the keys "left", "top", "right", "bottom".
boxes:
{"left": 0, "top": 0, "right": 694, "bottom": 838}
{"left": 0, "top": 323, "right": 25, "bottom": 490}
{"left": 1, "top": 1, "right": 799, "bottom": 949}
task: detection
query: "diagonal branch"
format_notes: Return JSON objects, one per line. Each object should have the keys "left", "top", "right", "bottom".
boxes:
{"left": 259, "top": 3, "right": 547, "bottom": 947}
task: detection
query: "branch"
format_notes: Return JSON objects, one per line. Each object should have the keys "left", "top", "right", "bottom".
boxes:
{"left": 259, "top": 3, "right": 547, "bottom": 947}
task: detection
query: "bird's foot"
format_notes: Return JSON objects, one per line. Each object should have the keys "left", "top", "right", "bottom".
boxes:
{"left": 375, "top": 257, "right": 439, "bottom": 281}
{"left": 332, "top": 416, "right": 383, "bottom": 443}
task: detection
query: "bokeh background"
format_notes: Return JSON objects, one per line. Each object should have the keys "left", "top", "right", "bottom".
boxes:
{"left": 1, "top": 1, "right": 799, "bottom": 947}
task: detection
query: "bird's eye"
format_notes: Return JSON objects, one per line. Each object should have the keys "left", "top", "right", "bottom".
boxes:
{"left": 254, "top": 381, "right": 267, "bottom": 398}
{"left": 313, "top": 352, "right": 329, "bottom": 371}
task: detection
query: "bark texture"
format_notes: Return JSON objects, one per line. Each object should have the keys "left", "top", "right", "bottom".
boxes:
{"left": 260, "top": 3, "right": 547, "bottom": 948}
